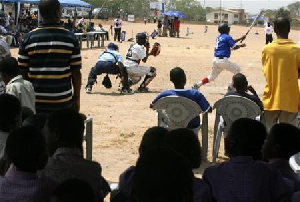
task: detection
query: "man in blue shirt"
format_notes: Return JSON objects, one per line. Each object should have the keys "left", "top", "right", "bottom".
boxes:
{"left": 193, "top": 23, "right": 246, "bottom": 89}
{"left": 85, "top": 43, "right": 132, "bottom": 94}
{"left": 151, "top": 67, "right": 211, "bottom": 131}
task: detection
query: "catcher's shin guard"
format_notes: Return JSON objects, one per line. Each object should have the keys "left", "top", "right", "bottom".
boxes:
{"left": 140, "top": 67, "right": 157, "bottom": 88}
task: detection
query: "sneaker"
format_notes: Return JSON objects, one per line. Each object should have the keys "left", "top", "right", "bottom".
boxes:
{"left": 85, "top": 86, "right": 92, "bottom": 94}
{"left": 137, "top": 86, "right": 149, "bottom": 93}
{"left": 120, "top": 88, "right": 134, "bottom": 95}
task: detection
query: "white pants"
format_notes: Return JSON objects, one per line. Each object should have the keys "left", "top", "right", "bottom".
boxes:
{"left": 208, "top": 57, "right": 241, "bottom": 81}
{"left": 126, "top": 65, "right": 151, "bottom": 84}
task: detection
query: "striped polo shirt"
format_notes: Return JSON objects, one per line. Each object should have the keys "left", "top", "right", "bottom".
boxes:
{"left": 18, "top": 23, "right": 81, "bottom": 114}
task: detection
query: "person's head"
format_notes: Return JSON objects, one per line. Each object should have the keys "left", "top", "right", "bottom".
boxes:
{"left": 21, "top": 106, "right": 35, "bottom": 123}
{"left": 232, "top": 73, "right": 248, "bottom": 92}
{"left": 225, "top": 118, "right": 267, "bottom": 160}
{"left": 170, "top": 67, "right": 186, "bottom": 88}
{"left": 43, "top": 108, "right": 85, "bottom": 156}
{"left": 0, "top": 57, "right": 19, "bottom": 84}
{"left": 138, "top": 126, "right": 168, "bottom": 156}
{"left": 98, "top": 23, "right": 103, "bottom": 27}
{"left": 267, "top": 22, "right": 271, "bottom": 27}
{"left": 136, "top": 32, "right": 147, "bottom": 46}
{"left": 0, "top": 94, "right": 21, "bottom": 132}
{"left": 274, "top": 17, "right": 290, "bottom": 38}
{"left": 117, "top": 15, "right": 120, "bottom": 19}
{"left": 218, "top": 23, "right": 230, "bottom": 34}
{"left": 107, "top": 42, "right": 119, "bottom": 51}
{"left": 22, "top": 113, "right": 48, "bottom": 131}
{"left": 38, "top": 0, "right": 61, "bottom": 22}
{"left": 5, "top": 126, "right": 48, "bottom": 172}
{"left": 133, "top": 147, "right": 194, "bottom": 202}
{"left": 164, "top": 128, "right": 201, "bottom": 169}
{"left": 50, "top": 178, "right": 95, "bottom": 202}
{"left": 263, "top": 123, "right": 300, "bottom": 160}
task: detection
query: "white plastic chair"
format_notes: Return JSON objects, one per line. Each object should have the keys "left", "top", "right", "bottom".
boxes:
{"left": 212, "top": 95, "right": 262, "bottom": 164}
{"left": 152, "top": 95, "right": 209, "bottom": 161}
{"left": 289, "top": 152, "right": 300, "bottom": 175}
{"left": 84, "top": 116, "right": 93, "bottom": 160}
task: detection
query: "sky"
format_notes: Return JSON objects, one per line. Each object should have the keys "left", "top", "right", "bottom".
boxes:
{"left": 198, "top": 0, "right": 297, "bottom": 14}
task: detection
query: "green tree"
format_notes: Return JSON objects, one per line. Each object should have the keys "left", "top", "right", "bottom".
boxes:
{"left": 276, "top": 7, "right": 291, "bottom": 20}
{"left": 287, "top": 2, "right": 300, "bottom": 18}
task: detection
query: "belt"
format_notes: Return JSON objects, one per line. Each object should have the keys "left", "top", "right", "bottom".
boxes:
{"left": 216, "top": 56, "right": 227, "bottom": 59}
{"left": 126, "top": 58, "right": 139, "bottom": 63}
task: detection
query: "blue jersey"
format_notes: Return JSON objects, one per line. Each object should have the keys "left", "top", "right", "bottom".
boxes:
{"left": 214, "top": 34, "right": 236, "bottom": 58}
{"left": 152, "top": 89, "right": 210, "bottom": 128}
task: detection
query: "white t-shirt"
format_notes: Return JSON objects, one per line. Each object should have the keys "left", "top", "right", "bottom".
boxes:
{"left": 114, "top": 18, "right": 122, "bottom": 29}
{"left": 124, "top": 43, "right": 146, "bottom": 67}
{"left": 264, "top": 25, "right": 273, "bottom": 35}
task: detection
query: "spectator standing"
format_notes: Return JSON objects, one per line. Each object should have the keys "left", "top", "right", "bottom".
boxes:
{"left": 162, "top": 16, "right": 168, "bottom": 37}
{"left": 157, "top": 20, "right": 162, "bottom": 36}
{"left": 173, "top": 17, "right": 180, "bottom": 38}
{"left": 262, "top": 17, "right": 300, "bottom": 131}
{"left": 0, "top": 29, "right": 10, "bottom": 95}
{"left": 114, "top": 15, "right": 122, "bottom": 43}
{"left": 18, "top": 0, "right": 82, "bottom": 114}
{"left": 265, "top": 22, "right": 273, "bottom": 44}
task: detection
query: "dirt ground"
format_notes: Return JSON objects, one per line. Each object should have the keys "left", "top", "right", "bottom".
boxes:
{"left": 10, "top": 21, "right": 300, "bottom": 185}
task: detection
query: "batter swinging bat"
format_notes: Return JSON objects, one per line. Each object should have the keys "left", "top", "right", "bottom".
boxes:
{"left": 241, "top": 10, "right": 264, "bottom": 42}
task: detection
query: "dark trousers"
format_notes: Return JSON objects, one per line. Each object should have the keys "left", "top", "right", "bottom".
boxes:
{"left": 114, "top": 28, "right": 121, "bottom": 42}
{"left": 266, "top": 34, "right": 273, "bottom": 44}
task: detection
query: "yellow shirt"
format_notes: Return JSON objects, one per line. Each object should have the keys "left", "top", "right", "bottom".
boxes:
{"left": 262, "top": 39, "right": 300, "bottom": 113}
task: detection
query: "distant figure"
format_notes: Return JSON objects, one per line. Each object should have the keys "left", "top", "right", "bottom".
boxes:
{"left": 144, "top": 17, "right": 147, "bottom": 25}
{"left": 157, "top": 20, "right": 162, "bottom": 36}
{"left": 204, "top": 25, "right": 208, "bottom": 33}
{"left": 162, "top": 16, "right": 168, "bottom": 37}
{"left": 265, "top": 22, "right": 273, "bottom": 44}
{"left": 113, "top": 15, "right": 122, "bottom": 43}
{"left": 173, "top": 17, "right": 180, "bottom": 38}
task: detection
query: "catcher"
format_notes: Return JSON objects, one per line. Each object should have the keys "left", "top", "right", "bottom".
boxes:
{"left": 85, "top": 43, "right": 132, "bottom": 94}
{"left": 124, "top": 32, "right": 160, "bottom": 92}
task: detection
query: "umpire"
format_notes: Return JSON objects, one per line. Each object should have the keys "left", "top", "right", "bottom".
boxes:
{"left": 85, "top": 43, "right": 132, "bottom": 94}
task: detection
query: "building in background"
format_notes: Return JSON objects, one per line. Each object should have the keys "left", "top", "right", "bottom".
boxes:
{"left": 206, "top": 8, "right": 248, "bottom": 24}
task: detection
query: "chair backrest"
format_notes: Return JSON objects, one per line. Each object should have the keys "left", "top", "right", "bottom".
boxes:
{"left": 213, "top": 95, "right": 262, "bottom": 131}
{"left": 152, "top": 95, "right": 202, "bottom": 130}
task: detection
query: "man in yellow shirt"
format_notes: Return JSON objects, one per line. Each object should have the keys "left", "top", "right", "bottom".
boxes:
{"left": 262, "top": 17, "right": 300, "bottom": 131}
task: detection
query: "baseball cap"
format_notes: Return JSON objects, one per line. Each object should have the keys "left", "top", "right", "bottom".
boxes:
{"left": 107, "top": 43, "right": 118, "bottom": 51}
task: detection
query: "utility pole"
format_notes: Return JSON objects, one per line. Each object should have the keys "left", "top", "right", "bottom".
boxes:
{"left": 219, "top": 0, "right": 222, "bottom": 23}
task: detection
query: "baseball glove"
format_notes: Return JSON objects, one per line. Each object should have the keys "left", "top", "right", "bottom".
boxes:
{"left": 149, "top": 42, "right": 161, "bottom": 57}
{"left": 102, "top": 74, "right": 112, "bottom": 89}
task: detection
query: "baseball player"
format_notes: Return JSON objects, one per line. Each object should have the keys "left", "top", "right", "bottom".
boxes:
{"left": 85, "top": 43, "right": 132, "bottom": 94}
{"left": 193, "top": 23, "right": 246, "bottom": 89}
{"left": 124, "top": 32, "right": 156, "bottom": 92}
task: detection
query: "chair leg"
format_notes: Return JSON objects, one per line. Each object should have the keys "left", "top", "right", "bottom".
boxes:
{"left": 85, "top": 117, "right": 93, "bottom": 160}
{"left": 212, "top": 124, "right": 223, "bottom": 164}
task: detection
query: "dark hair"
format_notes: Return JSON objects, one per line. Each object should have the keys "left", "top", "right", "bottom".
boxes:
{"left": 274, "top": 17, "right": 290, "bottom": 35}
{"left": 38, "top": 0, "right": 60, "bottom": 21}
{"left": 22, "top": 113, "right": 48, "bottom": 131}
{"left": 0, "top": 94, "right": 21, "bottom": 132}
{"left": 225, "top": 118, "right": 267, "bottom": 160}
{"left": 170, "top": 67, "right": 186, "bottom": 87}
{"left": 164, "top": 128, "right": 201, "bottom": 168}
{"left": 138, "top": 126, "right": 168, "bottom": 155}
{"left": 21, "top": 106, "right": 34, "bottom": 123}
{"left": 5, "top": 126, "right": 48, "bottom": 172}
{"left": 0, "top": 57, "right": 19, "bottom": 76}
{"left": 51, "top": 178, "right": 95, "bottom": 202}
{"left": 232, "top": 73, "right": 248, "bottom": 91}
{"left": 263, "top": 123, "right": 300, "bottom": 160}
{"left": 46, "top": 108, "right": 85, "bottom": 148}
{"left": 133, "top": 147, "right": 194, "bottom": 202}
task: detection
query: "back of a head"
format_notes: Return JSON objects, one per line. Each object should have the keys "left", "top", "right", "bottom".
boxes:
{"left": 138, "top": 126, "right": 168, "bottom": 155}
{"left": 136, "top": 32, "right": 147, "bottom": 45}
{"left": 38, "top": 0, "right": 60, "bottom": 21}
{"left": 170, "top": 67, "right": 186, "bottom": 87}
{"left": 218, "top": 23, "right": 230, "bottom": 34}
{"left": 263, "top": 123, "right": 300, "bottom": 160}
{"left": 21, "top": 106, "right": 34, "bottom": 123}
{"left": 107, "top": 42, "right": 119, "bottom": 51}
{"left": 274, "top": 17, "right": 290, "bottom": 36}
{"left": 46, "top": 108, "right": 85, "bottom": 150}
{"left": 164, "top": 128, "right": 201, "bottom": 168}
{"left": 133, "top": 147, "right": 194, "bottom": 202}
{"left": 22, "top": 113, "right": 48, "bottom": 131}
{"left": 5, "top": 126, "right": 48, "bottom": 172}
{"left": 0, "top": 57, "right": 19, "bottom": 76}
{"left": 232, "top": 73, "right": 248, "bottom": 91}
{"left": 0, "top": 94, "right": 21, "bottom": 132}
{"left": 50, "top": 178, "right": 94, "bottom": 202}
{"left": 225, "top": 118, "right": 267, "bottom": 160}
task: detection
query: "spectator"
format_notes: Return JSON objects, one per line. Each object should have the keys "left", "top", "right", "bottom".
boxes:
{"left": 18, "top": 0, "right": 82, "bottom": 114}
{"left": 39, "top": 108, "right": 110, "bottom": 202}
{"left": 203, "top": 118, "right": 292, "bottom": 201}
{"left": 0, "top": 126, "right": 56, "bottom": 201}
{"left": 264, "top": 22, "right": 273, "bottom": 44}
{"left": 113, "top": 15, "right": 122, "bottom": 43}
{"left": 22, "top": 113, "right": 48, "bottom": 131}
{"left": 0, "top": 94, "right": 21, "bottom": 158}
{"left": 132, "top": 147, "right": 194, "bottom": 202}
{"left": 50, "top": 178, "right": 94, "bottom": 202}
{"left": 0, "top": 57, "right": 35, "bottom": 113}
{"left": 225, "top": 73, "right": 263, "bottom": 110}
{"left": 164, "top": 128, "right": 212, "bottom": 202}
{"left": 173, "top": 17, "right": 180, "bottom": 38}
{"left": 162, "top": 16, "right": 168, "bottom": 37}
{"left": 157, "top": 20, "right": 162, "bottom": 36}
{"left": 262, "top": 17, "right": 300, "bottom": 131}
{"left": 151, "top": 67, "right": 211, "bottom": 134}
{"left": 263, "top": 123, "right": 300, "bottom": 192}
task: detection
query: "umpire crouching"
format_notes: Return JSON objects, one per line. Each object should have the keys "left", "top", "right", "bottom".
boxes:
{"left": 85, "top": 43, "right": 132, "bottom": 94}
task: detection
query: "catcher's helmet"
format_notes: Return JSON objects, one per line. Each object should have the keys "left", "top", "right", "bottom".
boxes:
{"left": 136, "top": 32, "right": 147, "bottom": 45}
{"left": 107, "top": 43, "right": 119, "bottom": 51}
{"left": 218, "top": 23, "right": 230, "bottom": 33}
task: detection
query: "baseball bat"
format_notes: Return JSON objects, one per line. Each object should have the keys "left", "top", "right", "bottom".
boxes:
{"left": 241, "top": 10, "right": 263, "bottom": 42}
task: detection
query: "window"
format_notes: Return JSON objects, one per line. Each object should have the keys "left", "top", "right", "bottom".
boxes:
{"left": 234, "top": 14, "right": 238, "bottom": 18}
{"left": 214, "top": 13, "right": 218, "bottom": 19}
{"left": 224, "top": 14, "right": 228, "bottom": 19}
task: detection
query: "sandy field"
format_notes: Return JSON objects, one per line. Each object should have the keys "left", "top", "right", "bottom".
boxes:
{"left": 10, "top": 21, "right": 300, "bottom": 186}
